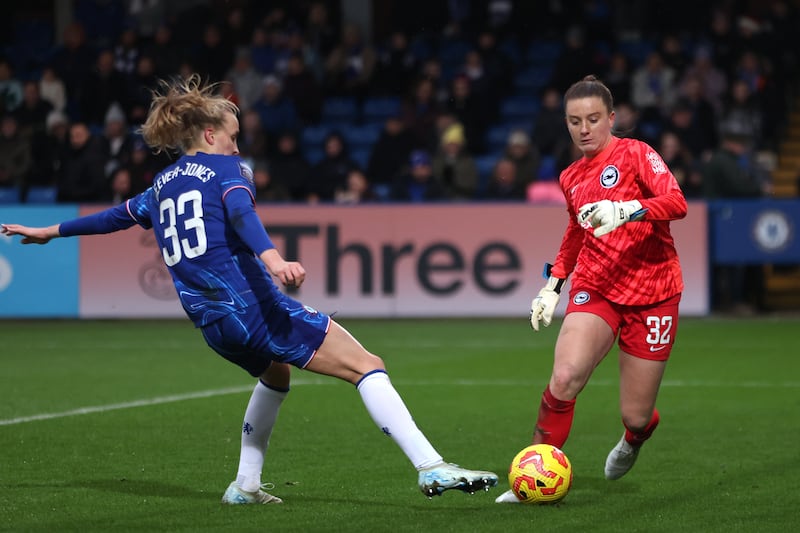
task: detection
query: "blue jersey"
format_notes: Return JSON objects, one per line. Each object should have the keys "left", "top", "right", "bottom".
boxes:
{"left": 126, "top": 153, "right": 282, "bottom": 326}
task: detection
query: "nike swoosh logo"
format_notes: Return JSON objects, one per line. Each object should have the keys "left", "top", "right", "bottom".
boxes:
{"left": 649, "top": 345, "right": 667, "bottom": 352}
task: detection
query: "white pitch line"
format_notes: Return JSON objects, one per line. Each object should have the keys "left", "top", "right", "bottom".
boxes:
{"left": 1, "top": 378, "right": 797, "bottom": 427}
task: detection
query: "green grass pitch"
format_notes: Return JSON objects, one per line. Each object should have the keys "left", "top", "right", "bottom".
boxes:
{"left": 1, "top": 317, "right": 798, "bottom": 532}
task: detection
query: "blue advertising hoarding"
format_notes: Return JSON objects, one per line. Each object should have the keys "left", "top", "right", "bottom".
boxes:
{"left": 0, "top": 206, "right": 80, "bottom": 317}
{"left": 709, "top": 199, "right": 800, "bottom": 264}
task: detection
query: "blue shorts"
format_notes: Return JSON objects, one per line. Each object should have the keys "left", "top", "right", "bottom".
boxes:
{"left": 200, "top": 293, "right": 331, "bottom": 377}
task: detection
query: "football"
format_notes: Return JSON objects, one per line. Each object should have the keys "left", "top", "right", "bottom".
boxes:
{"left": 508, "top": 444, "right": 573, "bottom": 504}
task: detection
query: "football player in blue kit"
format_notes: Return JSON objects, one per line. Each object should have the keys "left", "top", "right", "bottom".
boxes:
{"left": 1, "top": 75, "right": 498, "bottom": 504}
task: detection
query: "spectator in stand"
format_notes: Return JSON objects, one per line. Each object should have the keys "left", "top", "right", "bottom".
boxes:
{"left": 252, "top": 163, "right": 291, "bottom": 203}
{"left": 306, "top": 131, "right": 359, "bottom": 203}
{"left": 503, "top": 129, "right": 540, "bottom": 189}
{"left": 679, "top": 46, "right": 727, "bottom": 116}
{"left": 127, "top": 54, "right": 159, "bottom": 126}
{"left": 708, "top": 8, "right": 740, "bottom": 78}
{"left": 38, "top": 66, "right": 66, "bottom": 114}
{"left": 80, "top": 49, "right": 129, "bottom": 127}
{"left": 0, "top": 114, "right": 31, "bottom": 190}
{"left": 702, "top": 120, "right": 771, "bottom": 199}
{"left": 221, "top": 5, "right": 254, "bottom": 51}
{"left": 719, "top": 79, "right": 763, "bottom": 146}
{"left": 286, "top": 27, "right": 322, "bottom": 85}
{"left": 658, "top": 130, "right": 702, "bottom": 198}
{"left": 109, "top": 166, "right": 134, "bottom": 204}
{"left": 249, "top": 26, "right": 275, "bottom": 75}
{"left": 268, "top": 131, "right": 310, "bottom": 201}
{"left": 484, "top": 157, "right": 526, "bottom": 200}
{"left": 431, "top": 122, "right": 479, "bottom": 200}
{"left": 14, "top": 81, "right": 53, "bottom": 139}
{"left": 282, "top": 52, "right": 323, "bottom": 126}
{"left": 305, "top": 1, "right": 339, "bottom": 74}
{"left": 27, "top": 110, "right": 69, "bottom": 190}
{"left": 532, "top": 86, "right": 570, "bottom": 171}
{"left": 125, "top": 137, "right": 162, "bottom": 196}
{"left": 374, "top": 30, "right": 419, "bottom": 97}
{"left": 612, "top": 101, "right": 647, "bottom": 142}
{"left": 401, "top": 77, "right": 443, "bottom": 151}
{"left": 0, "top": 58, "right": 23, "bottom": 114}
{"left": 391, "top": 149, "right": 446, "bottom": 202}
{"left": 550, "top": 26, "right": 596, "bottom": 93}
{"left": 733, "top": 49, "right": 781, "bottom": 149}
{"left": 631, "top": 51, "right": 679, "bottom": 125}
{"left": 101, "top": 103, "right": 135, "bottom": 179}
{"left": 56, "top": 122, "right": 110, "bottom": 203}
{"left": 446, "top": 74, "right": 490, "bottom": 155}
{"left": 47, "top": 22, "right": 94, "bottom": 111}
{"left": 113, "top": 27, "right": 140, "bottom": 76}
{"left": 251, "top": 75, "right": 298, "bottom": 139}
{"left": 335, "top": 168, "right": 377, "bottom": 204}
{"left": 225, "top": 48, "right": 264, "bottom": 113}
{"left": 192, "top": 24, "right": 233, "bottom": 83}
{"left": 476, "top": 30, "right": 513, "bottom": 101}
{"left": 658, "top": 33, "right": 690, "bottom": 79}
{"left": 144, "top": 24, "right": 182, "bottom": 79}
{"left": 603, "top": 52, "right": 632, "bottom": 106}
{"left": 459, "top": 50, "right": 497, "bottom": 117}
{"left": 419, "top": 57, "right": 449, "bottom": 106}
{"left": 677, "top": 75, "right": 719, "bottom": 154}
{"left": 366, "top": 112, "right": 415, "bottom": 199}
{"left": 238, "top": 109, "right": 269, "bottom": 164}
{"left": 702, "top": 121, "right": 772, "bottom": 314}
{"left": 324, "top": 22, "right": 376, "bottom": 101}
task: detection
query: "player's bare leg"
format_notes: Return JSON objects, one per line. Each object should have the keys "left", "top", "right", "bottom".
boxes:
{"left": 605, "top": 352, "right": 666, "bottom": 480}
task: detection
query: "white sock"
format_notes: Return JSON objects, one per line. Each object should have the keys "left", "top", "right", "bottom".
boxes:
{"left": 356, "top": 370, "right": 443, "bottom": 470}
{"left": 235, "top": 380, "right": 287, "bottom": 492}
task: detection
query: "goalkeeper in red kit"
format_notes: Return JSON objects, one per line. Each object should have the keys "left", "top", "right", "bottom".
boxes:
{"left": 496, "top": 75, "right": 688, "bottom": 503}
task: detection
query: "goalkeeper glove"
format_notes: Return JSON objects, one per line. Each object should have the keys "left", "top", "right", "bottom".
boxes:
{"left": 530, "top": 263, "right": 566, "bottom": 332}
{"left": 578, "top": 199, "right": 647, "bottom": 238}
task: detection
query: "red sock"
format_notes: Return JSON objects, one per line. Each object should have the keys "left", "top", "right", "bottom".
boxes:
{"left": 624, "top": 408, "right": 660, "bottom": 447}
{"left": 532, "top": 385, "right": 576, "bottom": 448}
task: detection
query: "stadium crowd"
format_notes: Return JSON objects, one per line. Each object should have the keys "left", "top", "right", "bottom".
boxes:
{"left": 0, "top": 0, "right": 797, "bottom": 205}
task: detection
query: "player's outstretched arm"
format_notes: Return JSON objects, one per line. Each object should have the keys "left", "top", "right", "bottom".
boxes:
{"left": 1, "top": 223, "right": 61, "bottom": 245}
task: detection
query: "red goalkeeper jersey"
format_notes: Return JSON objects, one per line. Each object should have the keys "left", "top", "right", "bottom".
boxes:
{"left": 551, "top": 136, "right": 688, "bottom": 306}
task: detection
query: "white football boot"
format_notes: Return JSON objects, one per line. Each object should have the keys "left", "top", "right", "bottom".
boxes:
{"left": 221, "top": 481, "right": 283, "bottom": 504}
{"left": 604, "top": 435, "right": 641, "bottom": 480}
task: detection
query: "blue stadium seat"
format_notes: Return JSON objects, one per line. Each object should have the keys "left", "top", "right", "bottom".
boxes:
{"left": 485, "top": 124, "right": 513, "bottom": 151}
{"left": 321, "top": 97, "right": 359, "bottom": 123}
{"left": 438, "top": 38, "right": 472, "bottom": 66}
{"left": 499, "top": 96, "right": 540, "bottom": 122}
{"left": 361, "top": 97, "right": 401, "bottom": 123}
{"left": 301, "top": 124, "right": 333, "bottom": 149}
{"left": 526, "top": 40, "right": 563, "bottom": 65}
{"left": 514, "top": 65, "right": 552, "bottom": 95}
{"left": 342, "top": 123, "right": 381, "bottom": 149}
{"left": 305, "top": 148, "right": 325, "bottom": 165}
{"left": 25, "top": 186, "right": 58, "bottom": 204}
{"left": 350, "top": 148, "right": 371, "bottom": 170}
{"left": 617, "top": 39, "right": 655, "bottom": 67}
{"left": 0, "top": 187, "right": 22, "bottom": 204}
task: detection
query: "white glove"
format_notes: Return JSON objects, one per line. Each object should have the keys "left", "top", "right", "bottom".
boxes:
{"left": 577, "top": 199, "right": 647, "bottom": 237}
{"left": 530, "top": 274, "right": 565, "bottom": 332}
